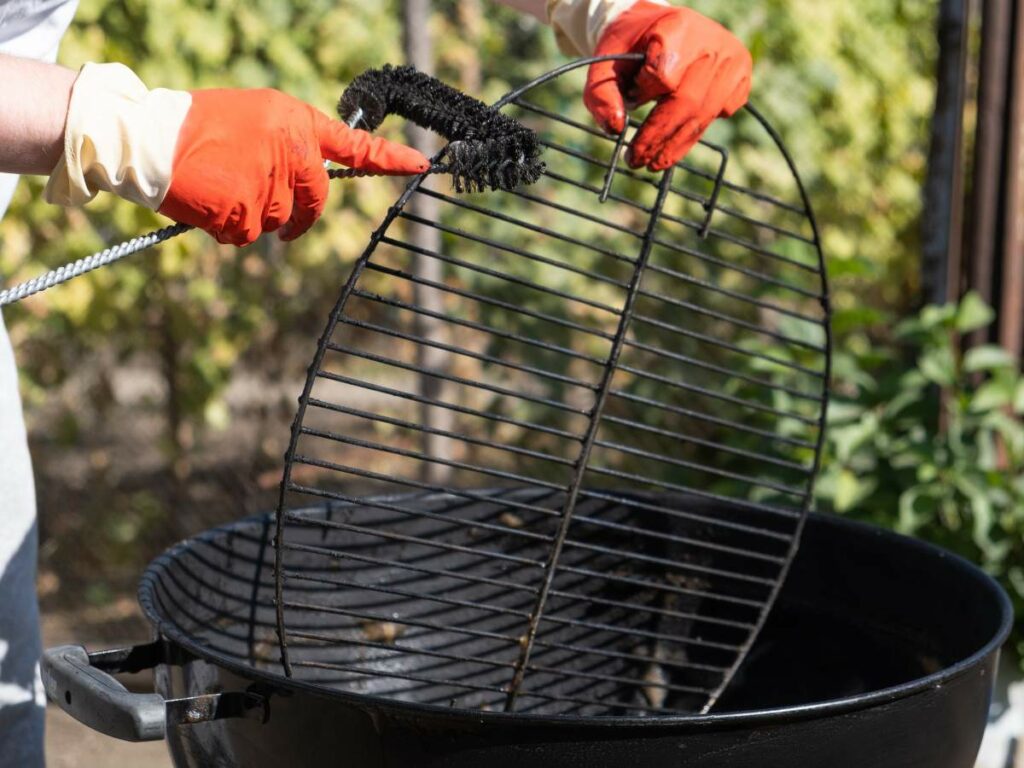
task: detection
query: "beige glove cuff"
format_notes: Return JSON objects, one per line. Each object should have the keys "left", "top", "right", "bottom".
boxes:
{"left": 44, "top": 62, "right": 192, "bottom": 209}
{"left": 546, "top": 0, "right": 668, "bottom": 56}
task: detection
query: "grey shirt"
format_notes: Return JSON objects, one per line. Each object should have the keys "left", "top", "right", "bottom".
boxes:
{"left": 0, "top": 2, "right": 77, "bottom": 764}
{"left": 0, "top": 0, "right": 75, "bottom": 40}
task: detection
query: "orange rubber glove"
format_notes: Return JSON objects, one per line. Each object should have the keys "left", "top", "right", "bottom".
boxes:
{"left": 46, "top": 64, "right": 431, "bottom": 246}
{"left": 584, "top": 1, "right": 752, "bottom": 171}
{"left": 159, "top": 89, "right": 430, "bottom": 246}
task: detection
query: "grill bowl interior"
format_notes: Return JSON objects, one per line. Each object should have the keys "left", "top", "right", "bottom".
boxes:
{"left": 139, "top": 495, "right": 1011, "bottom": 719}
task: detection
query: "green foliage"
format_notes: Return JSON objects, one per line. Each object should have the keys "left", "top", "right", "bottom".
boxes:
{"left": 2, "top": 1, "right": 939, "bottom": 463}
{"left": 688, "top": 0, "right": 938, "bottom": 325}
{"left": 817, "top": 293, "right": 1024, "bottom": 666}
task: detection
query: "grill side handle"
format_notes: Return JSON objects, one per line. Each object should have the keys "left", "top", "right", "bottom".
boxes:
{"left": 42, "top": 643, "right": 267, "bottom": 742}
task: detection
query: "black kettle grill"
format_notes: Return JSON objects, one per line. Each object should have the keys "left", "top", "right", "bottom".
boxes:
{"left": 44, "top": 506, "right": 1011, "bottom": 767}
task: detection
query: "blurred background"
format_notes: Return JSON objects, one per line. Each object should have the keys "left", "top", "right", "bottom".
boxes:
{"left": 1, "top": 0, "right": 1022, "bottom": 763}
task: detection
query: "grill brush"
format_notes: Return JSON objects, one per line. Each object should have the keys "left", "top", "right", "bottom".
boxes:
{"left": 339, "top": 65, "right": 543, "bottom": 193}
{"left": 0, "top": 66, "right": 544, "bottom": 307}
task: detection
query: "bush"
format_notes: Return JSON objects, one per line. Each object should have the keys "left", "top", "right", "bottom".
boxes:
{"left": 817, "top": 293, "right": 1024, "bottom": 666}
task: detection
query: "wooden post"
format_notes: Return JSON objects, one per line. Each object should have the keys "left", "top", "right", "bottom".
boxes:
{"left": 922, "top": 0, "right": 971, "bottom": 308}
{"left": 967, "top": 0, "right": 1012, "bottom": 347}
{"left": 1000, "top": 1, "right": 1024, "bottom": 357}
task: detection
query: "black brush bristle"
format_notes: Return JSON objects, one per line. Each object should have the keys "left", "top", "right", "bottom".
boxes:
{"left": 338, "top": 65, "right": 544, "bottom": 193}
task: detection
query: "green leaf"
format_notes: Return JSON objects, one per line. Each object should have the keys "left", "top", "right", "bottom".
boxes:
{"left": 830, "top": 414, "right": 878, "bottom": 463}
{"left": 1015, "top": 380, "right": 1024, "bottom": 414}
{"left": 826, "top": 401, "right": 866, "bottom": 424}
{"left": 955, "top": 291, "right": 995, "bottom": 333}
{"left": 835, "top": 470, "right": 862, "bottom": 512}
{"left": 917, "top": 303, "right": 957, "bottom": 331}
{"left": 964, "top": 345, "right": 1017, "bottom": 372}
{"left": 918, "top": 346, "right": 956, "bottom": 387}
{"left": 899, "top": 485, "right": 940, "bottom": 533}
{"left": 970, "top": 380, "right": 1014, "bottom": 413}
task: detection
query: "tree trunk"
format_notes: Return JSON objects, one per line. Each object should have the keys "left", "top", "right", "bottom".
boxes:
{"left": 403, "top": 0, "right": 455, "bottom": 484}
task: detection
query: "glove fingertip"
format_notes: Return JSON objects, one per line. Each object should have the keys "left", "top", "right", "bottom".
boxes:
{"left": 351, "top": 135, "right": 430, "bottom": 176}
{"left": 389, "top": 145, "right": 431, "bottom": 175}
{"left": 625, "top": 143, "right": 648, "bottom": 169}
{"left": 597, "top": 106, "right": 626, "bottom": 136}
{"left": 585, "top": 89, "right": 626, "bottom": 135}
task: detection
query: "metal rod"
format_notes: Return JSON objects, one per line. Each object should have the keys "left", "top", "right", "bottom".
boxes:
{"left": 298, "top": 427, "right": 569, "bottom": 491}
{"left": 630, "top": 307, "right": 826, "bottom": 378}
{"left": 504, "top": 183, "right": 825, "bottom": 315}
{"left": 336, "top": 316, "right": 600, "bottom": 391}
{"left": 620, "top": 336, "right": 823, "bottom": 401}
{"left": 504, "top": 170, "right": 678, "bottom": 711}
{"left": 599, "top": 123, "right": 630, "bottom": 203}
{"left": 327, "top": 345, "right": 591, "bottom": 415}
{"left": 352, "top": 288, "right": 606, "bottom": 365}
{"left": 398, "top": 210, "right": 630, "bottom": 288}
{"left": 364, "top": 260, "right": 616, "bottom": 342}
{"left": 514, "top": 98, "right": 809, "bottom": 216}
{"left": 314, "top": 369, "right": 583, "bottom": 441}
{"left": 582, "top": 464, "right": 803, "bottom": 519}
{"left": 591, "top": 439, "right": 808, "bottom": 498}
{"left": 281, "top": 550, "right": 744, "bottom": 673}
{"left": 608, "top": 389, "right": 815, "bottom": 450}
{"left": 307, "top": 398, "right": 574, "bottom": 466}
{"left": 540, "top": 167, "right": 819, "bottom": 274}
{"left": 574, "top": 487, "right": 794, "bottom": 543}
{"left": 599, "top": 413, "right": 811, "bottom": 473}
{"left": 613, "top": 361, "right": 821, "bottom": 425}
{"left": 415, "top": 186, "right": 635, "bottom": 269}
{"left": 381, "top": 234, "right": 624, "bottom": 316}
{"left": 286, "top": 567, "right": 760, "bottom": 633}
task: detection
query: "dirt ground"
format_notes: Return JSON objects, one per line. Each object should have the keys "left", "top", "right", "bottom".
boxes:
{"left": 46, "top": 706, "right": 171, "bottom": 768}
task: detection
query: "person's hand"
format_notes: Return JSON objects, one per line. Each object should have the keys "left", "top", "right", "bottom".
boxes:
{"left": 159, "top": 89, "right": 429, "bottom": 245}
{"left": 45, "top": 64, "right": 429, "bottom": 246}
{"left": 583, "top": 1, "right": 752, "bottom": 171}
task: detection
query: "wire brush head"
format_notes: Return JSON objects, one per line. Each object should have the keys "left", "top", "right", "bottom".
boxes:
{"left": 338, "top": 65, "right": 544, "bottom": 193}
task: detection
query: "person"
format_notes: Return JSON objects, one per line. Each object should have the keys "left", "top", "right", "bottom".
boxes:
{"left": 0, "top": 0, "right": 751, "bottom": 763}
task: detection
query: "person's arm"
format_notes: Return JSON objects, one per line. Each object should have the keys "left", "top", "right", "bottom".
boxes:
{"left": 0, "top": 54, "right": 77, "bottom": 175}
{"left": 493, "top": 0, "right": 752, "bottom": 169}
{"left": 1, "top": 57, "right": 429, "bottom": 245}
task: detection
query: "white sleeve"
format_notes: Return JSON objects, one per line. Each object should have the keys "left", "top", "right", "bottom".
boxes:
{"left": 44, "top": 62, "right": 191, "bottom": 209}
{"left": 491, "top": 0, "right": 548, "bottom": 21}
{"left": 546, "top": 0, "right": 665, "bottom": 56}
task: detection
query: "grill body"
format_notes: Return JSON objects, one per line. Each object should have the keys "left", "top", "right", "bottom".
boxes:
{"left": 129, "top": 508, "right": 1010, "bottom": 768}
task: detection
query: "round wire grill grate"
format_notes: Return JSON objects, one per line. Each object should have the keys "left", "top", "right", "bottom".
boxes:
{"left": 274, "top": 57, "right": 831, "bottom": 718}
